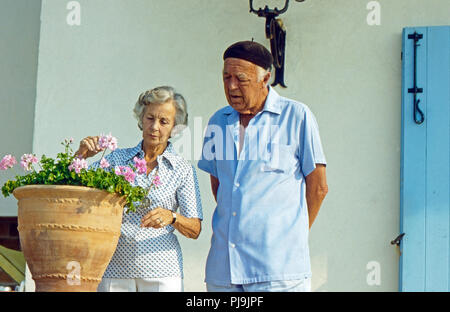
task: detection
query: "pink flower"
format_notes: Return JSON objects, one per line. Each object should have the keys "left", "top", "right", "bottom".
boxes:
{"left": 123, "top": 167, "right": 136, "bottom": 183}
{"left": 109, "top": 138, "right": 118, "bottom": 151}
{"left": 114, "top": 166, "right": 123, "bottom": 176}
{"left": 20, "top": 154, "right": 38, "bottom": 171}
{"left": 0, "top": 155, "right": 17, "bottom": 170}
{"left": 153, "top": 175, "right": 162, "bottom": 187}
{"left": 99, "top": 133, "right": 118, "bottom": 151}
{"left": 68, "top": 158, "right": 88, "bottom": 174}
{"left": 133, "top": 157, "right": 147, "bottom": 175}
{"left": 114, "top": 166, "right": 136, "bottom": 183}
{"left": 100, "top": 158, "right": 110, "bottom": 169}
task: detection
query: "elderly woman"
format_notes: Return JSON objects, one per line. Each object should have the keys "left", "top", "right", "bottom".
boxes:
{"left": 75, "top": 86, "right": 203, "bottom": 292}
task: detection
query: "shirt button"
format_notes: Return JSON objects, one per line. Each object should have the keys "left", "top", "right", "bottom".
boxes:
{"left": 234, "top": 182, "right": 240, "bottom": 188}
{"left": 230, "top": 243, "right": 236, "bottom": 248}
{"left": 232, "top": 212, "right": 237, "bottom": 216}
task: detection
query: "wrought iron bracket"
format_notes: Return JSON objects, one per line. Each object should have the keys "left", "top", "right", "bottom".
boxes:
{"left": 249, "top": 0, "right": 305, "bottom": 88}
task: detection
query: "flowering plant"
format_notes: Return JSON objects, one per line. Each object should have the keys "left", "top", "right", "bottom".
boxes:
{"left": 1, "top": 135, "right": 147, "bottom": 213}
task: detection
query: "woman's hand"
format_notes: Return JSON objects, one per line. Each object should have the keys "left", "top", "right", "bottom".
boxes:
{"left": 75, "top": 136, "right": 105, "bottom": 159}
{"left": 141, "top": 208, "right": 174, "bottom": 228}
{"left": 141, "top": 207, "right": 201, "bottom": 239}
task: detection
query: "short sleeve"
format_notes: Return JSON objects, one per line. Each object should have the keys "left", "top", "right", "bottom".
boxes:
{"left": 299, "top": 108, "right": 327, "bottom": 177}
{"left": 197, "top": 121, "right": 219, "bottom": 178}
{"left": 176, "top": 165, "right": 203, "bottom": 220}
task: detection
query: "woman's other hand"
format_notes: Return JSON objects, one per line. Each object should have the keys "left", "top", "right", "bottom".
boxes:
{"left": 141, "top": 207, "right": 173, "bottom": 228}
{"left": 141, "top": 207, "right": 201, "bottom": 239}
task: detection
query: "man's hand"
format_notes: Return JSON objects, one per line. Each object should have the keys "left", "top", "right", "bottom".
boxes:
{"left": 305, "top": 164, "right": 328, "bottom": 229}
{"left": 210, "top": 175, "right": 219, "bottom": 202}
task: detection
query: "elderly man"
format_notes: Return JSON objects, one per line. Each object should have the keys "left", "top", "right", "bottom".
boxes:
{"left": 198, "top": 41, "right": 328, "bottom": 292}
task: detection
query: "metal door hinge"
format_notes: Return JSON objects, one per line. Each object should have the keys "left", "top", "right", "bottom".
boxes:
{"left": 391, "top": 233, "right": 405, "bottom": 246}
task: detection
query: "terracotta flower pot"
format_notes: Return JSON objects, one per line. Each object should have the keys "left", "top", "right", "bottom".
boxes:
{"left": 13, "top": 185, "right": 126, "bottom": 292}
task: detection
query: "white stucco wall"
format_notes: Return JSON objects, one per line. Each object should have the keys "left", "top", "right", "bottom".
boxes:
{"left": 0, "top": 0, "right": 41, "bottom": 216}
{"left": 8, "top": 0, "right": 450, "bottom": 291}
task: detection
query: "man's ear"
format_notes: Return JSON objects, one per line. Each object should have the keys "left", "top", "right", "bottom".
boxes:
{"left": 263, "top": 71, "right": 271, "bottom": 86}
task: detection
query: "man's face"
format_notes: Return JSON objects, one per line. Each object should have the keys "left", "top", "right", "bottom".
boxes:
{"left": 223, "top": 58, "right": 268, "bottom": 115}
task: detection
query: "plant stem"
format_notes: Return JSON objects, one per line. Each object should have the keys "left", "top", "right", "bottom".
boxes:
{"left": 100, "top": 148, "right": 107, "bottom": 160}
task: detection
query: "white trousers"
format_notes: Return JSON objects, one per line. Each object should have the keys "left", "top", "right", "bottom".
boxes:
{"left": 97, "top": 277, "right": 183, "bottom": 292}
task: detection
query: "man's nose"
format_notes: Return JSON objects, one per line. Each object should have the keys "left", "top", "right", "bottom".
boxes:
{"left": 227, "top": 77, "right": 239, "bottom": 90}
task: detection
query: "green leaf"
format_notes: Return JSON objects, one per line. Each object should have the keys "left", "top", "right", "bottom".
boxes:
{"left": 1, "top": 141, "right": 147, "bottom": 214}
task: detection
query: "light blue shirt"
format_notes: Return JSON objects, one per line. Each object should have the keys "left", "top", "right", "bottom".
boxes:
{"left": 198, "top": 86, "right": 326, "bottom": 285}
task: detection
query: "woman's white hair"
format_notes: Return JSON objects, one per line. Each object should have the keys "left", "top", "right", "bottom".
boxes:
{"left": 133, "top": 86, "right": 188, "bottom": 132}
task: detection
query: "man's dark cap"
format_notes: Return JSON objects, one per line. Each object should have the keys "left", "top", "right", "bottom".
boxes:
{"left": 223, "top": 41, "right": 273, "bottom": 70}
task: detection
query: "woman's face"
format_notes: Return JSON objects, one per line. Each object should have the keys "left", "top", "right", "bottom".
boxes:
{"left": 142, "top": 101, "right": 176, "bottom": 147}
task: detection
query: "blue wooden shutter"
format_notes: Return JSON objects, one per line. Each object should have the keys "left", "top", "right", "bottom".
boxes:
{"left": 400, "top": 26, "right": 450, "bottom": 292}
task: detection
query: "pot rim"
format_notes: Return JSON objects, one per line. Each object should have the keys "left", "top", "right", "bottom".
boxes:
{"left": 12, "top": 185, "right": 126, "bottom": 205}
{"left": 13, "top": 184, "right": 112, "bottom": 193}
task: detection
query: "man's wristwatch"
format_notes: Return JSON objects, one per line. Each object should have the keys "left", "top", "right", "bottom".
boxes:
{"left": 171, "top": 212, "right": 177, "bottom": 225}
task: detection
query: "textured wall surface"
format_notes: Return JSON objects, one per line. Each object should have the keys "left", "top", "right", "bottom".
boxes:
{"left": 4, "top": 0, "right": 450, "bottom": 291}
{"left": 0, "top": 0, "right": 41, "bottom": 216}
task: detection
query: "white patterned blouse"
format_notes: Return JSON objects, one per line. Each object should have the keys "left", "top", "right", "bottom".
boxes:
{"left": 90, "top": 140, "right": 203, "bottom": 279}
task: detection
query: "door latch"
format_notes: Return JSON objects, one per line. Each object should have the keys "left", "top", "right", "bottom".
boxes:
{"left": 407, "top": 31, "right": 425, "bottom": 125}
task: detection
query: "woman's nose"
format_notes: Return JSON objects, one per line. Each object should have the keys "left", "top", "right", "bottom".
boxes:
{"left": 150, "top": 121, "right": 159, "bottom": 131}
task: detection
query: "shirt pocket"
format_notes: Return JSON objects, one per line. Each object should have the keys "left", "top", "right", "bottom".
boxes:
{"left": 261, "top": 143, "right": 298, "bottom": 174}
